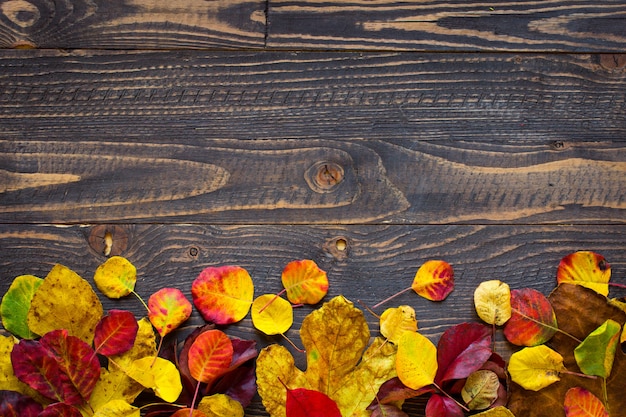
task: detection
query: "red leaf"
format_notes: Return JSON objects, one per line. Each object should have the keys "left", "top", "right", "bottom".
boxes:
{"left": 188, "top": 329, "right": 234, "bottom": 386}
{"left": 504, "top": 288, "right": 558, "bottom": 346}
{"left": 411, "top": 260, "right": 455, "bottom": 301}
{"left": 93, "top": 309, "right": 139, "bottom": 356}
{"left": 148, "top": 288, "right": 192, "bottom": 337}
{"left": 38, "top": 403, "right": 83, "bottom": 417}
{"left": 0, "top": 390, "right": 43, "bottom": 417}
{"left": 435, "top": 322, "right": 492, "bottom": 384}
{"left": 425, "top": 394, "right": 464, "bottom": 417}
{"left": 39, "top": 329, "right": 100, "bottom": 402}
{"left": 11, "top": 339, "right": 82, "bottom": 404}
{"left": 286, "top": 387, "right": 341, "bottom": 417}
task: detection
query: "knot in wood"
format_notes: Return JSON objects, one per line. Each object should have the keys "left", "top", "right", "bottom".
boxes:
{"left": 306, "top": 161, "right": 344, "bottom": 193}
{"left": 1, "top": 0, "right": 41, "bottom": 29}
{"left": 88, "top": 225, "right": 128, "bottom": 257}
{"left": 599, "top": 54, "right": 626, "bottom": 72}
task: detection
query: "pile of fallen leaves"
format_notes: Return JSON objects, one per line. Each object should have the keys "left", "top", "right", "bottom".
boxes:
{"left": 0, "top": 252, "right": 624, "bottom": 417}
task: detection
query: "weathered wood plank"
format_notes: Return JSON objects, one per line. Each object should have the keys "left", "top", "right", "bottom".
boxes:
{"left": 1, "top": 223, "right": 625, "bottom": 416}
{"left": 0, "top": 0, "right": 266, "bottom": 49}
{"left": 267, "top": 0, "right": 626, "bottom": 52}
{"left": 1, "top": 138, "right": 625, "bottom": 224}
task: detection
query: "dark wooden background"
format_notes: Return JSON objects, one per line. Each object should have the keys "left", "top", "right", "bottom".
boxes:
{"left": 1, "top": 1, "right": 625, "bottom": 416}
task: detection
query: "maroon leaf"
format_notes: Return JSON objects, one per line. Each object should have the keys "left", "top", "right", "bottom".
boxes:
{"left": 93, "top": 309, "right": 139, "bottom": 356}
{"left": 370, "top": 404, "right": 410, "bottom": 417}
{"left": 38, "top": 403, "right": 83, "bottom": 417}
{"left": 425, "top": 394, "right": 464, "bottom": 417}
{"left": 39, "top": 330, "right": 100, "bottom": 402}
{"left": 11, "top": 339, "right": 82, "bottom": 404}
{"left": 211, "top": 364, "right": 256, "bottom": 408}
{"left": 369, "top": 377, "right": 434, "bottom": 407}
{"left": 0, "top": 390, "right": 43, "bottom": 417}
{"left": 435, "top": 322, "right": 492, "bottom": 384}
{"left": 286, "top": 387, "right": 341, "bottom": 417}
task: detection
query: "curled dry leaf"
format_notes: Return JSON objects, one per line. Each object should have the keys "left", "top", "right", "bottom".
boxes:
{"left": 251, "top": 294, "right": 293, "bottom": 336}
{"left": 93, "top": 256, "right": 137, "bottom": 299}
{"left": 148, "top": 287, "right": 192, "bottom": 337}
{"left": 379, "top": 305, "right": 418, "bottom": 344}
{"left": 557, "top": 251, "right": 611, "bottom": 296}
{"left": 474, "top": 280, "right": 511, "bottom": 326}
{"left": 281, "top": 259, "right": 329, "bottom": 305}
{"left": 508, "top": 345, "right": 565, "bottom": 391}
{"left": 0, "top": 274, "right": 42, "bottom": 339}
{"left": 192, "top": 266, "right": 254, "bottom": 325}
{"left": 411, "top": 260, "right": 454, "bottom": 301}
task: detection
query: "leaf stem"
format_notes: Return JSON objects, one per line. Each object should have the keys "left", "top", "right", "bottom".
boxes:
{"left": 357, "top": 299, "right": 380, "bottom": 319}
{"left": 132, "top": 290, "right": 150, "bottom": 313}
{"left": 560, "top": 369, "right": 598, "bottom": 380}
{"left": 433, "top": 382, "right": 470, "bottom": 412}
{"left": 372, "top": 287, "right": 412, "bottom": 309}
{"left": 511, "top": 307, "right": 582, "bottom": 343}
{"left": 258, "top": 288, "right": 287, "bottom": 314}
{"left": 608, "top": 282, "right": 626, "bottom": 289}
{"left": 280, "top": 333, "right": 305, "bottom": 353}
{"left": 602, "top": 377, "right": 610, "bottom": 417}
{"left": 189, "top": 381, "right": 201, "bottom": 417}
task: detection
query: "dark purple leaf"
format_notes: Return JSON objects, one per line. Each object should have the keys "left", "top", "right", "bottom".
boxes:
{"left": 37, "top": 403, "right": 83, "bottom": 417}
{"left": 435, "top": 322, "right": 492, "bottom": 384}
{"left": 0, "top": 390, "right": 42, "bottom": 417}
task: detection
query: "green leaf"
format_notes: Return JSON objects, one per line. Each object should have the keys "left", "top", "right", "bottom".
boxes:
{"left": 0, "top": 275, "right": 43, "bottom": 339}
{"left": 574, "top": 319, "right": 621, "bottom": 378}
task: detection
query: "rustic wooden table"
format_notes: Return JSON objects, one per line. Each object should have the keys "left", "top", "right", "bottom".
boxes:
{"left": 1, "top": 1, "right": 625, "bottom": 416}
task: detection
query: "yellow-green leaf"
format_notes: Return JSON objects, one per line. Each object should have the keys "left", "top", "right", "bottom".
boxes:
{"left": 198, "top": 393, "right": 244, "bottom": 417}
{"left": 93, "top": 256, "right": 137, "bottom": 298}
{"left": 251, "top": 294, "right": 293, "bottom": 336}
{"left": 557, "top": 251, "right": 610, "bottom": 296}
{"left": 27, "top": 264, "right": 103, "bottom": 344}
{"left": 474, "top": 280, "right": 511, "bottom": 326}
{"left": 127, "top": 356, "right": 182, "bottom": 403}
{"left": 379, "top": 305, "right": 418, "bottom": 344}
{"left": 508, "top": 345, "right": 565, "bottom": 391}
{"left": 396, "top": 331, "right": 438, "bottom": 390}
{"left": 1, "top": 275, "right": 43, "bottom": 339}
{"left": 574, "top": 319, "right": 621, "bottom": 378}
{"left": 93, "top": 400, "right": 140, "bottom": 417}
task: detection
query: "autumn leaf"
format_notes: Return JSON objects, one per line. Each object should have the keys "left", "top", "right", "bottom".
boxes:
{"left": 0, "top": 274, "right": 43, "bottom": 339}
{"left": 379, "top": 306, "right": 418, "bottom": 344}
{"left": 188, "top": 329, "right": 234, "bottom": 387}
{"left": 472, "top": 406, "right": 516, "bottom": 417}
{"left": 92, "top": 400, "right": 140, "bottom": 417}
{"left": 38, "top": 403, "right": 83, "bottom": 417}
{"left": 504, "top": 288, "right": 558, "bottom": 346}
{"left": 461, "top": 370, "right": 500, "bottom": 410}
{"left": 197, "top": 393, "right": 244, "bottom": 417}
{"left": 148, "top": 288, "right": 192, "bottom": 337}
{"left": 564, "top": 387, "right": 608, "bottom": 417}
{"left": 281, "top": 259, "right": 328, "bottom": 305}
{"left": 557, "top": 251, "right": 611, "bottom": 296}
{"left": 396, "top": 331, "right": 438, "bottom": 391}
{"left": 285, "top": 387, "right": 341, "bottom": 417}
{"left": 251, "top": 294, "right": 293, "bottom": 336}
{"left": 0, "top": 390, "right": 42, "bottom": 417}
{"left": 508, "top": 345, "right": 565, "bottom": 391}
{"left": 574, "top": 319, "right": 621, "bottom": 378}
{"left": 93, "top": 256, "right": 137, "bottom": 299}
{"left": 0, "top": 335, "right": 39, "bottom": 398}
{"left": 127, "top": 356, "right": 182, "bottom": 402}
{"left": 170, "top": 409, "right": 206, "bottom": 417}
{"left": 435, "top": 322, "right": 492, "bottom": 385}
{"left": 27, "top": 264, "right": 103, "bottom": 345}
{"left": 425, "top": 394, "right": 464, "bottom": 417}
{"left": 256, "top": 296, "right": 397, "bottom": 417}
{"left": 94, "top": 310, "right": 139, "bottom": 356}
{"left": 192, "top": 266, "right": 254, "bottom": 325}
{"left": 411, "top": 260, "right": 454, "bottom": 301}
{"left": 474, "top": 280, "right": 511, "bottom": 326}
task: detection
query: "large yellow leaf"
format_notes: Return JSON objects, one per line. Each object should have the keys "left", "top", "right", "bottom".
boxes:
{"left": 472, "top": 406, "right": 517, "bottom": 417}
{"left": 93, "top": 400, "right": 140, "bottom": 417}
{"left": 396, "top": 331, "right": 438, "bottom": 390}
{"left": 127, "top": 356, "right": 182, "bottom": 403}
{"left": 256, "top": 296, "right": 397, "bottom": 417}
{"left": 198, "top": 393, "right": 244, "bottom": 417}
{"left": 27, "top": 264, "right": 103, "bottom": 344}
{"left": 474, "top": 280, "right": 511, "bottom": 326}
{"left": 508, "top": 345, "right": 565, "bottom": 391}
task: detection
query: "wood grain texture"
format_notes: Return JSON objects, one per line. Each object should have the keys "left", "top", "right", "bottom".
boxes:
{"left": 0, "top": 0, "right": 266, "bottom": 49}
{"left": 1, "top": 223, "right": 625, "bottom": 416}
{"left": 267, "top": 0, "right": 626, "bottom": 52}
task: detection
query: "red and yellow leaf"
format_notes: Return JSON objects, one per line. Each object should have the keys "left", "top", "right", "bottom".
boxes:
{"left": 188, "top": 329, "right": 234, "bottom": 386}
{"left": 411, "top": 260, "right": 454, "bottom": 301}
{"left": 94, "top": 310, "right": 139, "bottom": 356}
{"left": 564, "top": 387, "right": 608, "bottom": 417}
{"left": 192, "top": 266, "right": 254, "bottom": 325}
{"left": 504, "top": 288, "right": 558, "bottom": 346}
{"left": 557, "top": 251, "right": 611, "bottom": 296}
{"left": 286, "top": 387, "right": 341, "bottom": 417}
{"left": 281, "top": 260, "right": 329, "bottom": 305}
{"left": 148, "top": 288, "right": 192, "bottom": 337}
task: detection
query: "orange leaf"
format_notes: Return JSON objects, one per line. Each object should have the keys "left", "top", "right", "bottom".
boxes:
{"left": 188, "top": 329, "right": 234, "bottom": 386}
{"left": 411, "top": 260, "right": 454, "bottom": 301}
{"left": 191, "top": 266, "right": 254, "bottom": 325}
{"left": 557, "top": 251, "right": 611, "bottom": 296}
{"left": 564, "top": 387, "right": 608, "bottom": 417}
{"left": 148, "top": 288, "right": 192, "bottom": 337}
{"left": 281, "top": 260, "right": 328, "bottom": 305}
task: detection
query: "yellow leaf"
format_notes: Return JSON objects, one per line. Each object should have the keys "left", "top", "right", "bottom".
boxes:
{"left": 93, "top": 400, "right": 140, "bottom": 417}
{"left": 27, "top": 264, "right": 103, "bottom": 344}
{"left": 472, "top": 406, "right": 517, "bottom": 417}
{"left": 256, "top": 296, "right": 397, "bottom": 417}
{"left": 93, "top": 256, "right": 137, "bottom": 299}
{"left": 474, "top": 280, "right": 511, "bottom": 326}
{"left": 198, "top": 393, "right": 244, "bottom": 417}
{"left": 379, "top": 305, "right": 418, "bottom": 344}
{"left": 508, "top": 345, "right": 565, "bottom": 391}
{"left": 127, "top": 357, "right": 182, "bottom": 403}
{"left": 251, "top": 294, "right": 293, "bottom": 336}
{"left": 396, "top": 331, "right": 438, "bottom": 390}
{"left": 557, "top": 251, "right": 610, "bottom": 296}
